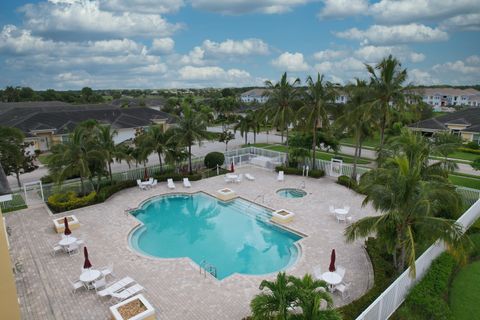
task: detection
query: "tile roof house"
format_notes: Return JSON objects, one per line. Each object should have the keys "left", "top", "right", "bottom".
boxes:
{"left": 240, "top": 88, "right": 270, "bottom": 104}
{"left": 413, "top": 87, "right": 480, "bottom": 111}
{"left": 0, "top": 102, "right": 176, "bottom": 152}
{"left": 409, "top": 107, "right": 480, "bottom": 144}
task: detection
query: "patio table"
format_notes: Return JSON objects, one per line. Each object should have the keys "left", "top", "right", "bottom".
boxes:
{"left": 58, "top": 236, "right": 77, "bottom": 247}
{"left": 321, "top": 272, "right": 342, "bottom": 291}
{"left": 225, "top": 174, "right": 238, "bottom": 182}
{"left": 80, "top": 269, "right": 101, "bottom": 284}
{"left": 334, "top": 208, "right": 348, "bottom": 216}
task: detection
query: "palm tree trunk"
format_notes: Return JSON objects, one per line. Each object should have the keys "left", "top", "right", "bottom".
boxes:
{"left": 352, "top": 131, "right": 360, "bottom": 179}
{"left": 312, "top": 125, "right": 317, "bottom": 170}
{"left": 254, "top": 131, "right": 256, "bottom": 144}
{"left": 15, "top": 170, "right": 21, "bottom": 187}
{"left": 379, "top": 106, "right": 387, "bottom": 151}
{"left": 108, "top": 161, "right": 113, "bottom": 183}
{"left": 245, "top": 133, "right": 247, "bottom": 145}
{"left": 80, "top": 177, "right": 85, "bottom": 195}
{"left": 188, "top": 144, "right": 193, "bottom": 174}
{"left": 158, "top": 152, "right": 163, "bottom": 173}
{"left": 285, "top": 126, "right": 289, "bottom": 165}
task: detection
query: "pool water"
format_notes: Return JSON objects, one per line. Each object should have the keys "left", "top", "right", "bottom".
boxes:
{"left": 277, "top": 188, "right": 307, "bottom": 198}
{"left": 129, "top": 193, "right": 302, "bottom": 280}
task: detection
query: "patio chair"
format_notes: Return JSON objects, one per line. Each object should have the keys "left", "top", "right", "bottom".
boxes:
{"left": 224, "top": 175, "right": 230, "bottom": 183}
{"left": 334, "top": 282, "right": 351, "bottom": 299}
{"left": 183, "top": 178, "right": 192, "bottom": 188}
{"left": 50, "top": 242, "right": 63, "bottom": 257}
{"left": 329, "top": 205, "right": 336, "bottom": 216}
{"left": 148, "top": 177, "right": 154, "bottom": 185}
{"left": 151, "top": 179, "right": 158, "bottom": 187}
{"left": 110, "top": 284, "right": 144, "bottom": 303}
{"left": 76, "top": 239, "right": 85, "bottom": 247}
{"left": 336, "top": 213, "right": 347, "bottom": 223}
{"left": 346, "top": 213, "right": 354, "bottom": 224}
{"left": 136, "top": 179, "right": 147, "bottom": 191}
{"left": 92, "top": 276, "right": 107, "bottom": 292}
{"left": 245, "top": 173, "right": 255, "bottom": 181}
{"left": 277, "top": 171, "right": 284, "bottom": 182}
{"left": 167, "top": 178, "right": 176, "bottom": 189}
{"left": 100, "top": 263, "right": 114, "bottom": 279}
{"left": 336, "top": 265, "right": 346, "bottom": 280}
{"left": 97, "top": 277, "right": 135, "bottom": 297}
{"left": 68, "top": 277, "right": 85, "bottom": 294}
{"left": 235, "top": 174, "right": 243, "bottom": 183}
{"left": 66, "top": 242, "right": 80, "bottom": 256}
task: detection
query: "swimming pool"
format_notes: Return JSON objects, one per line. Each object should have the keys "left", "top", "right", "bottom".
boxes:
{"left": 277, "top": 188, "right": 307, "bottom": 198}
{"left": 129, "top": 193, "right": 302, "bottom": 280}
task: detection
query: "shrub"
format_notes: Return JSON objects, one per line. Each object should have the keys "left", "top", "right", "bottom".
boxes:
{"left": 465, "top": 141, "right": 480, "bottom": 150}
{"left": 397, "top": 253, "right": 457, "bottom": 320}
{"left": 204, "top": 152, "right": 225, "bottom": 169}
{"left": 458, "top": 147, "right": 480, "bottom": 155}
{"left": 274, "top": 165, "right": 325, "bottom": 178}
{"left": 337, "top": 175, "right": 357, "bottom": 189}
{"left": 95, "top": 180, "right": 137, "bottom": 202}
{"left": 48, "top": 191, "right": 97, "bottom": 213}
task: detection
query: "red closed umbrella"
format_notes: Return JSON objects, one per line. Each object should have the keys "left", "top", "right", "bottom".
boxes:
{"left": 230, "top": 162, "right": 234, "bottom": 172}
{"left": 329, "top": 249, "right": 336, "bottom": 272}
{"left": 64, "top": 217, "right": 71, "bottom": 236}
{"left": 83, "top": 246, "right": 92, "bottom": 269}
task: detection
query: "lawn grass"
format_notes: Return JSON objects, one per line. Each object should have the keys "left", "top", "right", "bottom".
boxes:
{"left": 340, "top": 134, "right": 381, "bottom": 149}
{"left": 263, "top": 145, "right": 371, "bottom": 164}
{"left": 447, "top": 151, "right": 478, "bottom": 162}
{"left": 449, "top": 260, "right": 480, "bottom": 320}
{"left": 433, "top": 111, "right": 449, "bottom": 117}
{"left": 449, "top": 174, "right": 480, "bottom": 189}
{"left": 241, "top": 143, "right": 272, "bottom": 148}
{"left": 38, "top": 154, "right": 50, "bottom": 165}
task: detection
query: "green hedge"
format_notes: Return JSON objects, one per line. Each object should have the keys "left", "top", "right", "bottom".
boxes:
{"left": 458, "top": 147, "right": 480, "bottom": 155}
{"left": 274, "top": 165, "right": 325, "bottom": 178}
{"left": 396, "top": 253, "right": 457, "bottom": 320}
{"left": 48, "top": 191, "right": 97, "bottom": 213}
{"left": 338, "top": 237, "right": 396, "bottom": 319}
{"left": 204, "top": 152, "right": 225, "bottom": 169}
{"left": 337, "top": 175, "right": 357, "bottom": 189}
{"left": 96, "top": 180, "right": 137, "bottom": 202}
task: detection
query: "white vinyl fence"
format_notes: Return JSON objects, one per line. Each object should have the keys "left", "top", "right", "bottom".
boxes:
{"left": 356, "top": 199, "right": 480, "bottom": 320}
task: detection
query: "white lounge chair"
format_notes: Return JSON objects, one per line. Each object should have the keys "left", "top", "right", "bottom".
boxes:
{"left": 277, "top": 171, "right": 284, "bottom": 182}
{"left": 183, "top": 178, "right": 191, "bottom": 188}
{"left": 136, "top": 179, "right": 147, "bottom": 191}
{"left": 167, "top": 178, "right": 175, "bottom": 189}
{"left": 100, "top": 263, "right": 114, "bottom": 279}
{"left": 97, "top": 277, "right": 135, "bottom": 297}
{"left": 235, "top": 173, "right": 243, "bottom": 183}
{"left": 110, "top": 284, "right": 144, "bottom": 303}
{"left": 245, "top": 173, "right": 255, "bottom": 181}
{"left": 68, "top": 277, "right": 85, "bottom": 294}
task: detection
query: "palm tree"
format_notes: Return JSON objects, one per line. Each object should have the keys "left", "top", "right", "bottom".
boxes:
{"left": 299, "top": 73, "right": 337, "bottom": 169}
{"left": 234, "top": 114, "right": 252, "bottom": 145}
{"left": 345, "top": 130, "right": 466, "bottom": 276}
{"left": 171, "top": 105, "right": 210, "bottom": 174}
{"left": 366, "top": 55, "right": 411, "bottom": 151}
{"left": 250, "top": 272, "right": 296, "bottom": 320}
{"left": 336, "top": 79, "right": 376, "bottom": 178}
{"left": 96, "top": 125, "right": 126, "bottom": 183}
{"left": 431, "top": 131, "right": 462, "bottom": 172}
{"left": 142, "top": 124, "right": 171, "bottom": 173}
{"left": 264, "top": 72, "right": 301, "bottom": 162}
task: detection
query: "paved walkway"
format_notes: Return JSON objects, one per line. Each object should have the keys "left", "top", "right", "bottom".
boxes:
{"left": 6, "top": 166, "right": 376, "bottom": 319}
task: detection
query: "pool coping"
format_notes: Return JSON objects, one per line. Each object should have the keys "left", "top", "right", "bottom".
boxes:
{"left": 124, "top": 190, "right": 308, "bottom": 282}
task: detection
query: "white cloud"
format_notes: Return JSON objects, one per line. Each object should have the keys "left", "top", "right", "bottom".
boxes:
{"left": 178, "top": 66, "right": 250, "bottom": 81}
{"left": 19, "top": 0, "right": 182, "bottom": 39}
{"left": 151, "top": 38, "right": 175, "bottom": 54}
{"left": 318, "top": 0, "right": 369, "bottom": 19}
{"left": 101, "top": 0, "right": 184, "bottom": 14}
{"left": 202, "top": 38, "right": 269, "bottom": 56}
{"left": 466, "top": 55, "right": 480, "bottom": 65}
{"left": 179, "top": 46, "right": 206, "bottom": 66}
{"left": 408, "top": 69, "right": 439, "bottom": 85}
{"left": 354, "top": 45, "right": 425, "bottom": 63}
{"left": 272, "top": 52, "right": 309, "bottom": 72}
{"left": 433, "top": 59, "right": 480, "bottom": 75}
{"left": 190, "top": 0, "right": 310, "bottom": 14}
{"left": 439, "top": 13, "right": 480, "bottom": 31}
{"left": 313, "top": 49, "right": 347, "bottom": 61}
{"left": 314, "top": 57, "right": 366, "bottom": 84}
{"left": 336, "top": 24, "right": 448, "bottom": 45}
{"left": 370, "top": 0, "right": 480, "bottom": 24}
{"left": 430, "top": 57, "right": 480, "bottom": 84}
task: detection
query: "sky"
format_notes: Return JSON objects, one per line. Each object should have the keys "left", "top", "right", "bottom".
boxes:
{"left": 0, "top": 0, "right": 479, "bottom": 90}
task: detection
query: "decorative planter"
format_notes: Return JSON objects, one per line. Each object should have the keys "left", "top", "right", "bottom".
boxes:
{"left": 216, "top": 188, "right": 236, "bottom": 201}
{"left": 110, "top": 294, "right": 155, "bottom": 320}
{"left": 271, "top": 209, "right": 295, "bottom": 223}
{"left": 53, "top": 215, "right": 80, "bottom": 233}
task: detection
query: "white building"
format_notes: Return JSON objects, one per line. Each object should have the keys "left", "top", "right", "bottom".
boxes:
{"left": 416, "top": 88, "right": 480, "bottom": 111}
{"left": 240, "top": 89, "right": 269, "bottom": 104}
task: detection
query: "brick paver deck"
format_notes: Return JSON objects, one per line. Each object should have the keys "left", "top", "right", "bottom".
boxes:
{"left": 6, "top": 166, "right": 377, "bottom": 319}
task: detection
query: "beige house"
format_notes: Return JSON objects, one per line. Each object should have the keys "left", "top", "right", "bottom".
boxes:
{"left": 409, "top": 108, "right": 480, "bottom": 143}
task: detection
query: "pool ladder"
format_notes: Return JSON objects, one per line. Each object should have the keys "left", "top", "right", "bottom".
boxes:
{"left": 199, "top": 259, "right": 217, "bottom": 278}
